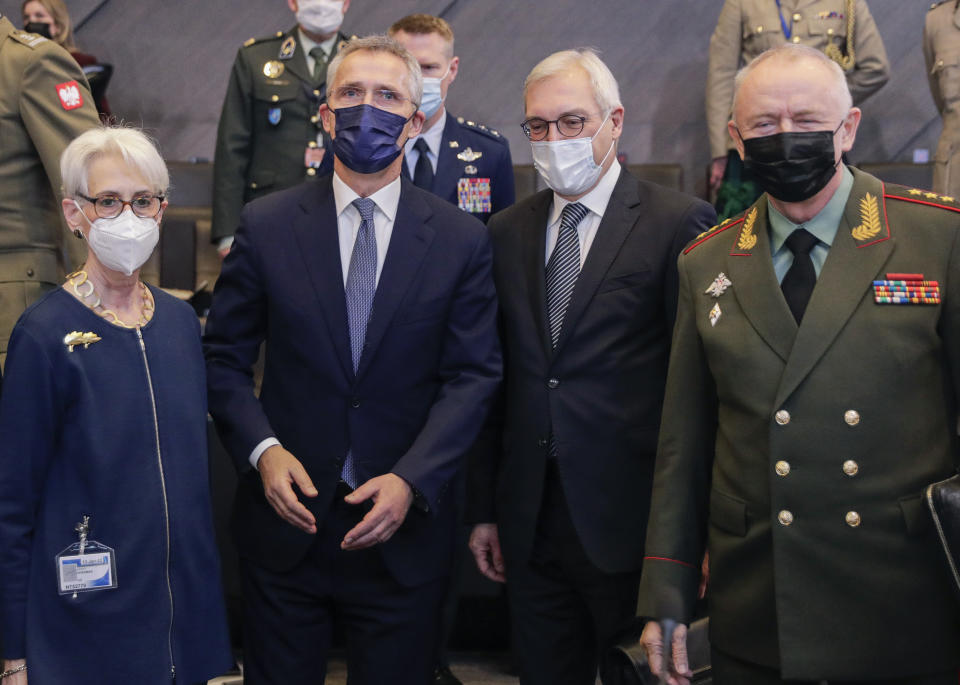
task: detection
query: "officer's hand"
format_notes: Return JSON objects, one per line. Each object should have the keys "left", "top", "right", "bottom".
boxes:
{"left": 217, "top": 246, "right": 231, "bottom": 260}
{"left": 258, "top": 445, "right": 318, "bottom": 534}
{"left": 640, "top": 620, "right": 692, "bottom": 685}
{"left": 468, "top": 523, "right": 506, "bottom": 583}
{"left": 341, "top": 473, "right": 413, "bottom": 550}
{"left": 709, "top": 156, "right": 727, "bottom": 193}
{"left": 698, "top": 550, "right": 710, "bottom": 599}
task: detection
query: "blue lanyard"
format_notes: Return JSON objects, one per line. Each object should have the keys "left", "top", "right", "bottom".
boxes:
{"left": 774, "top": 0, "right": 792, "bottom": 39}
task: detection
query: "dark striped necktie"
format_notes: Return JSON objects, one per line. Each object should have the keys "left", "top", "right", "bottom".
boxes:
{"left": 545, "top": 202, "right": 589, "bottom": 347}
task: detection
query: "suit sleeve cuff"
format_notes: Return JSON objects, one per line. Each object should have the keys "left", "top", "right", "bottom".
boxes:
{"left": 250, "top": 437, "right": 280, "bottom": 469}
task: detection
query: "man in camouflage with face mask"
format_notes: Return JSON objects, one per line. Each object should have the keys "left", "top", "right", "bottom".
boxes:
{"left": 638, "top": 43, "right": 960, "bottom": 685}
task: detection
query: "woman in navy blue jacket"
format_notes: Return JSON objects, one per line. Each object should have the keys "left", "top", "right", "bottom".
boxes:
{"left": 0, "top": 126, "right": 232, "bottom": 684}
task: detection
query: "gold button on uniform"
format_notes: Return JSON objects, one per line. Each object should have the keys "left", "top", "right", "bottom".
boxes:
{"left": 792, "top": 13, "right": 801, "bottom": 21}
{"left": 756, "top": 25, "right": 764, "bottom": 33}
{"left": 843, "top": 460, "right": 859, "bottom": 476}
{"left": 271, "top": 94, "right": 279, "bottom": 102}
{"left": 775, "top": 410, "right": 791, "bottom": 425}
{"left": 778, "top": 510, "right": 794, "bottom": 526}
{"left": 310, "top": 115, "right": 318, "bottom": 124}
{"left": 308, "top": 140, "right": 318, "bottom": 149}
{"left": 791, "top": 36, "right": 801, "bottom": 43}
{"left": 827, "top": 28, "right": 834, "bottom": 35}
{"left": 845, "top": 511, "right": 861, "bottom": 527}
{"left": 306, "top": 168, "right": 317, "bottom": 176}
{"left": 844, "top": 410, "right": 860, "bottom": 426}
{"left": 775, "top": 461, "right": 791, "bottom": 476}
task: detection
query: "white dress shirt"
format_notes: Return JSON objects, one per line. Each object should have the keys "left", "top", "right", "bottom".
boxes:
{"left": 248, "top": 172, "right": 402, "bottom": 468}
{"left": 403, "top": 108, "right": 447, "bottom": 177}
{"left": 544, "top": 159, "right": 621, "bottom": 267}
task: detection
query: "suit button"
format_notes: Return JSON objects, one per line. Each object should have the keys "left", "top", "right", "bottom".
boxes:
{"left": 350, "top": 398, "right": 360, "bottom": 408}
{"left": 547, "top": 378, "right": 559, "bottom": 389}
{"left": 537, "top": 438, "right": 548, "bottom": 447}
{"left": 843, "top": 460, "right": 859, "bottom": 476}
{"left": 845, "top": 511, "right": 861, "bottom": 527}
{"left": 26, "top": 268, "right": 34, "bottom": 277}
{"left": 844, "top": 410, "right": 860, "bottom": 426}
{"left": 775, "top": 409, "right": 790, "bottom": 425}
{"left": 306, "top": 168, "right": 317, "bottom": 176}
{"left": 778, "top": 510, "right": 794, "bottom": 526}
{"left": 775, "top": 460, "right": 790, "bottom": 476}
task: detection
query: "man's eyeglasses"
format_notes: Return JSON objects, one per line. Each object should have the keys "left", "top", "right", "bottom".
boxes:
{"left": 77, "top": 193, "right": 164, "bottom": 219}
{"left": 521, "top": 114, "right": 589, "bottom": 141}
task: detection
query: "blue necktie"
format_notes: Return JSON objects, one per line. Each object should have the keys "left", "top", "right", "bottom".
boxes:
{"left": 342, "top": 197, "right": 377, "bottom": 486}
{"left": 546, "top": 202, "right": 589, "bottom": 348}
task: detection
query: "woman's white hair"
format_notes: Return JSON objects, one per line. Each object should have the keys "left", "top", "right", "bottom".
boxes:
{"left": 524, "top": 48, "right": 622, "bottom": 114}
{"left": 60, "top": 126, "right": 169, "bottom": 199}
{"left": 326, "top": 34, "right": 423, "bottom": 108}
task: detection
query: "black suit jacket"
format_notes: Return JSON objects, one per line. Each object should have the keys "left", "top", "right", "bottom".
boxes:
{"left": 204, "top": 175, "right": 502, "bottom": 587}
{"left": 468, "top": 168, "right": 715, "bottom": 574}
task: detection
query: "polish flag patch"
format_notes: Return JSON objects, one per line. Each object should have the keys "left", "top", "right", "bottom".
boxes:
{"left": 56, "top": 81, "right": 84, "bottom": 110}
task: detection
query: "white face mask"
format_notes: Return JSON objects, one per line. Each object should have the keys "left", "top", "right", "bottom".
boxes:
{"left": 296, "top": 0, "right": 345, "bottom": 36}
{"left": 530, "top": 113, "right": 614, "bottom": 197}
{"left": 419, "top": 65, "right": 450, "bottom": 120}
{"left": 77, "top": 204, "right": 160, "bottom": 276}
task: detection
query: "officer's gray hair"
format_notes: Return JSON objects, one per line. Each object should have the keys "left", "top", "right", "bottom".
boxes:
{"left": 732, "top": 44, "right": 853, "bottom": 119}
{"left": 524, "top": 48, "right": 622, "bottom": 115}
{"left": 326, "top": 35, "right": 423, "bottom": 108}
{"left": 60, "top": 126, "right": 169, "bottom": 199}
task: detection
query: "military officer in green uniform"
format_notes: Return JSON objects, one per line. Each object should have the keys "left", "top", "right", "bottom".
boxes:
{"left": 638, "top": 44, "right": 960, "bottom": 684}
{"left": 211, "top": 0, "right": 351, "bottom": 255}
{"left": 706, "top": 0, "right": 889, "bottom": 215}
{"left": 390, "top": 14, "right": 514, "bottom": 226}
{"left": 925, "top": 0, "right": 960, "bottom": 200}
{"left": 0, "top": 13, "right": 99, "bottom": 366}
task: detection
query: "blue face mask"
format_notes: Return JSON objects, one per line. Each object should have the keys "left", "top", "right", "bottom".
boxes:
{"left": 419, "top": 65, "right": 450, "bottom": 120}
{"left": 332, "top": 104, "right": 412, "bottom": 174}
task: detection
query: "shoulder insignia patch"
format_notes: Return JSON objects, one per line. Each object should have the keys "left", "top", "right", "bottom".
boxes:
{"left": 851, "top": 193, "right": 882, "bottom": 242}
{"left": 243, "top": 33, "right": 283, "bottom": 48}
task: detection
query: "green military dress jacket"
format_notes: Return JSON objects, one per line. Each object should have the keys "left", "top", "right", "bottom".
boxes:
{"left": 638, "top": 168, "right": 960, "bottom": 680}
{"left": 211, "top": 27, "right": 348, "bottom": 243}
{"left": 0, "top": 16, "right": 99, "bottom": 358}
{"left": 925, "top": 0, "right": 960, "bottom": 199}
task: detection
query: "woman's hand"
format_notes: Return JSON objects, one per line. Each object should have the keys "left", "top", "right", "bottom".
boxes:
{"left": 2, "top": 659, "right": 27, "bottom": 685}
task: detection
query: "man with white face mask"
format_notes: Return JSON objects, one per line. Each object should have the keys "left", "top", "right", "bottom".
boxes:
{"left": 466, "top": 48, "right": 715, "bottom": 684}
{"left": 211, "top": 0, "right": 352, "bottom": 256}
{"left": 389, "top": 14, "right": 514, "bottom": 225}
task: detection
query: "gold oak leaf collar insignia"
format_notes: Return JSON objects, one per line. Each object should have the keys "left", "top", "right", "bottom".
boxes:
{"left": 851, "top": 193, "right": 882, "bottom": 242}
{"left": 737, "top": 207, "right": 758, "bottom": 250}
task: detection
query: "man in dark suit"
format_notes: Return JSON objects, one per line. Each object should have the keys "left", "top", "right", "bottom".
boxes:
{"left": 466, "top": 48, "right": 715, "bottom": 685}
{"left": 211, "top": 0, "right": 352, "bottom": 256}
{"left": 639, "top": 44, "right": 960, "bottom": 685}
{"left": 204, "top": 35, "right": 501, "bottom": 685}
{"left": 389, "top": 14, "right": 514, "bottom": 225}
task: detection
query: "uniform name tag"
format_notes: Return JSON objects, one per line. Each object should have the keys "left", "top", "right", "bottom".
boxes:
{"left": 457, "top": 177, "right": 491, "bottom": 214}
{"left": 56, "top": 541, "right": 117, "bottom": 595}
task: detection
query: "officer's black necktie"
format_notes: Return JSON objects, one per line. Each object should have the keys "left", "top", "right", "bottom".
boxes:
{"left": 413, "top": 138, "right": 434, "bottom": 190}
{"left": 310, "top": 46, "right": 328, "bottom": 83}
{"left": 781, "top": 227, "right": 819, "bottom": 324}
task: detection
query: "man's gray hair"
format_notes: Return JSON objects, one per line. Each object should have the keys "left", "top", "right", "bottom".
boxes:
{"left": 60, "top": 126, "right": 169, "bottom": 199}
{"left": 326, "top": 34, "right": 423, "bottom": 108}
{"left": 524, "top": 48, "right": 622, "bottom": 114}
{"left": 732, "top": 44, "right": 852, "bottom": 119}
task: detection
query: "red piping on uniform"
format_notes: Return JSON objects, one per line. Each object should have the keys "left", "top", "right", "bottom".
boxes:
{"left": 683, "top": 220, "right": 743, "bottom": 255}
{"left": 644, "top": 556, "right": 696, "bottom": 569}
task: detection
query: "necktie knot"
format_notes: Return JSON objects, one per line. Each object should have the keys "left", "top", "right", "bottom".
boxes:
{"left": 352, "top": 197, "right": 375, "bottom": 224}
{"left": 785, "top": 227, "right": 818, "bottom": 256}
{"left": 414, "top": 138, "right": 430, "bottom": 154}
{"left": 560, "top": 202, "right": 589, "bottom": 231}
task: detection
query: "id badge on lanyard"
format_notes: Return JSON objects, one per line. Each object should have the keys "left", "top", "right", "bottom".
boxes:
{"left": 55, "top": 515, "right": 117, "bottom": 597}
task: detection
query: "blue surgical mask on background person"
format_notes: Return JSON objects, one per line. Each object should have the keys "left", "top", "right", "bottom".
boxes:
{"left": 332, "top": 104, "right": 414, "bottom": 174}
{"left": 419, "top": 65, "right": 450, "bottom": 121}
{"left": 75, "top": 203, "right": 160, "bottom": 276}
{"left": 296, "top": 0, "right": 344, "bottom": 36}
{"left": 531, "top": 113, "right": 614, "bottom": 196}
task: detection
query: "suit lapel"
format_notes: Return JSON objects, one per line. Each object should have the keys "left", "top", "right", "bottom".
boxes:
{"left": 355, "top": 181, "right": 436, "bottom": 379}
{"left": 724, "top": 200, "right": 798, "bottom": 363}
{"left": 774, "top": 169, "right": 894, "bottom": 407}
{"left": 552, "top": 170, "right": 638, "bottom": 353}
{"left": 522, "top": 192, "right": 553, "bottom": 358}
{"left": 432, "top": 114, "right": 460, "bottom": 200}
{"left": 291, "top": 177, "right": 354, "bottom": 379}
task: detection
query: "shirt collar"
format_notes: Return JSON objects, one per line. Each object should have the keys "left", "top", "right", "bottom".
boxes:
{"left": 768, "top": 165, "right": 854, "bottom": 253}
{"left": 405, "top": 109, "right": 447, "bottom": 156}
{"left": 332, "top": 172, "right": 401, "bottom": 223}
{"left": 297, "top": 28, "right": 338, "bottom": 59}
{"left": 548, "top": 159, "right": 621, "bottom": 227}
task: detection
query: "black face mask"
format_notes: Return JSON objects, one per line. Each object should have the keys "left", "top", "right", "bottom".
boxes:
{"left": 740, "top": 123, "right": 843, "bottom": 203}
{"left": 23, "top": 21, "right": 52, "bottom": 38}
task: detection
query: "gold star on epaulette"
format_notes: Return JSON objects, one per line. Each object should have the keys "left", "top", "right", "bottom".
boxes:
{"left": 924, "top": 192, "right": 940, "bottom": 199}
{"left": 941, "top": 196, "right": 955, "bottom": 203}
{"left": 275, "top": 31, "right": 283, "bottom": 37}
{"left": 243, "top": 37, "right": 256, "bottom": 47}
{"left": 490, "top": 129, "right": 500, "bottom": 137}
{"left": 908, "top": 189, "right": 923, "bottom": 196}
{"left": 457, "top": 117, "right": 465, "bottom": 124}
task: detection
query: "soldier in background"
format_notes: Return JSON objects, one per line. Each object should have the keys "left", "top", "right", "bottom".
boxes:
{"left": 925, "top": 0, "right": 960, "bottom": 199}
{"left": 212, "top": 0, "right": 351, "bottom": 256}
{"left": 0, "top": 13, "right": 99, "bottom": 367}
{"left": 706, "top": 0, "right": 889, "bottom": 219}
{"left": 389, "top": 14, "right": 514, "bottom": 226}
